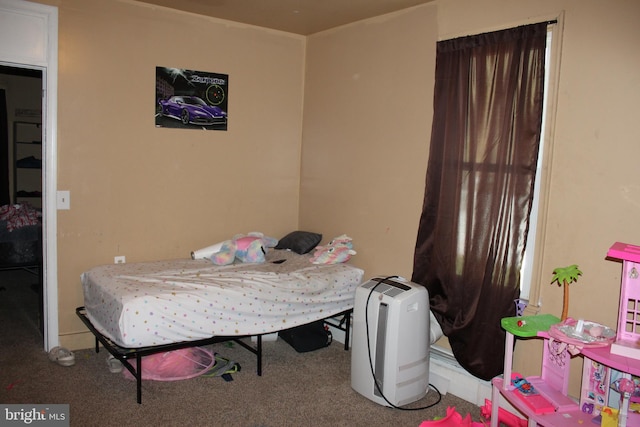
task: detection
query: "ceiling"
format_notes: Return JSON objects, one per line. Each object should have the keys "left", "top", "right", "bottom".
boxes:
{"left": 135, "top": 0, "right": 435, "bottom": 35}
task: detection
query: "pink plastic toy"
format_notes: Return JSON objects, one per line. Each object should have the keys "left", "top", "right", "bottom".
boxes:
{"left": 419, "top": 406, "right": 484, "bottom": 427}
{"left": 480, "top": 399, "right": 527, "bottom": 427}
{"left": 608, "top": 242, "right": 640, "bottom": 359}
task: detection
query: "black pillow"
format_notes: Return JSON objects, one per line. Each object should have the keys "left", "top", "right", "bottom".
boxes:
{"left": 275, "top": 231, "right": 322, "bottom": 254}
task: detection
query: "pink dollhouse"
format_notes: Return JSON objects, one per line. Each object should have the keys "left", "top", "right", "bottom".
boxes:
{"left": 607, "top": 242, "right": 640, "bottom": 359}
{"left": 490, "top": 242, "right": 640, "bottom": 427}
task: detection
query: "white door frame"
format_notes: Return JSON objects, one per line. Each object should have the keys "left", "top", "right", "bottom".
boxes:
{"left": 0, "top": 0, "right": 59, "bottom": 350}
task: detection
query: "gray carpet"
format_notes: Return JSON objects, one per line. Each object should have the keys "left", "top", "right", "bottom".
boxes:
{"left": 0, "top": 269, "right": 484, "bottom": 426}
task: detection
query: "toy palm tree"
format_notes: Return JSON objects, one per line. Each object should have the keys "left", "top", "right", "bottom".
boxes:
{"left": 551, "top": 264, "right": 582, "bottom": 321}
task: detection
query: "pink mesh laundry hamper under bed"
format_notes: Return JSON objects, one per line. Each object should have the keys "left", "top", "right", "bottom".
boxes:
{"left": 123, "top": 347, "right": 215, "bottom": 381}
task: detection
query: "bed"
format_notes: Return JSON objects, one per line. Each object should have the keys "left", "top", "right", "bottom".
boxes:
{"left": 76, "top": 244, "right": 364, "bottom": 403}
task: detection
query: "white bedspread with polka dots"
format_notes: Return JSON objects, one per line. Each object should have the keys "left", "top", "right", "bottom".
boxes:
{"left": 81, "top": 249, "right": 364, "bottom": 348}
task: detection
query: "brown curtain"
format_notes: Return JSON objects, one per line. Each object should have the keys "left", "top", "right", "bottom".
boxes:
{"left": 411, "top": 23, "right": 548, "bottom": 380}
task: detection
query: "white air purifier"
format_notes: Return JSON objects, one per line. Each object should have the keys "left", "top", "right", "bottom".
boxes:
{"left": 351, "top": 277, "right": 430, "bottom": 407}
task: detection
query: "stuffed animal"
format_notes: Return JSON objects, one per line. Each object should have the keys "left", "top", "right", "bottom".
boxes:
{"left": 310, "top": 234, "right": 356, "bottom": 264}
{"left": 210, "top": 232, "right": 278, "bottom": 265}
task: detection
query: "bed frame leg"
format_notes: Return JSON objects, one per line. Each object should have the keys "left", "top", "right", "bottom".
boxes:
{"left": 136, "top": 357, "right": 142, "bottom": 404}
{"left": 344, "top": 312, "right": 351, "bottom": 351}
{"left": 257, "top": 335, "right": 262, "bottom": 376}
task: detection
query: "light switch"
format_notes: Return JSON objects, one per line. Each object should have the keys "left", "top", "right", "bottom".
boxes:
{"left": 57, "top": 190, "right": 70, "bottom": 210}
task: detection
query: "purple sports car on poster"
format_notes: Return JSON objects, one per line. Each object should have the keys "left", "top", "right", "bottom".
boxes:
{"left": 157, "top": 95, "right": 227, "bottom": 126}
{"left": 156, "top": 67, "right": 229, "bottom": 130}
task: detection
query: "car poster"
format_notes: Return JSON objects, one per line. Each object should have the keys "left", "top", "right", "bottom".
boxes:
{"left": 155, "top": 67, "right": 228, "bottom": 131}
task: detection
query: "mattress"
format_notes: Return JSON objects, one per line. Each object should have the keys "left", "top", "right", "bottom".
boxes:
{"left": 81, "top": 249, "right": 364, "bottom": 348}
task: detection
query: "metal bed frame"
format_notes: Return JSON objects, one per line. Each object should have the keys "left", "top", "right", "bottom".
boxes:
{"left": 76, "top": 306, "right": 352, "bottom": 403}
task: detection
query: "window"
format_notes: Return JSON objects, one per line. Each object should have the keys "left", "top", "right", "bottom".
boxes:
{"left": 520, "top": 23, "right": 562, "bottom": 307}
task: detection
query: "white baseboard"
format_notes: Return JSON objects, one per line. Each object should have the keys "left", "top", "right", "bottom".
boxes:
{"left": 329, "top": 316, "right": 513, "bottom": 417}
{"left": 328, "top": 316, "right": 492, "bottom": 407}
{"left": 429, "top": 345, "right": 493, "bottom": 406}
{"left": 326, "top": 314, "right": 351, "bottom": 345}
{"left": 429, "top": 346, "right": 527, "bottom": 423}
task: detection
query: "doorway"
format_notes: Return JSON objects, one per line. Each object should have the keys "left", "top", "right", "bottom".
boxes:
{"left": 0, "top": 65, "right": 43, "bottom": 342}
{"left": 0, "top": 0, "right": 59, "bottom": 351}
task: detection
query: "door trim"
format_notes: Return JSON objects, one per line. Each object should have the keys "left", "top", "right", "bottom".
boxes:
{"left": 0, "top": 0, "right": 59, "bottom": 350}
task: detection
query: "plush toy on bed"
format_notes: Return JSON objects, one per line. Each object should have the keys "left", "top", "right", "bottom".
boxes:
{"left": 210, "top": 232, "right": 279, "bottom": 265}
{"left": 309, "top": 234, "right": 356, "bottom": 265}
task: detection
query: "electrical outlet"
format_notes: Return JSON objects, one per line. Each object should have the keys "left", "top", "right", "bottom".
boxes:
{"left": 114, "top": 256, "right": 126, "bottom": 264}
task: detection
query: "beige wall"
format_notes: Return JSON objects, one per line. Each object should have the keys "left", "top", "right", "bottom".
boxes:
{"left": 29, "top": 0, "right": 640, "bottom": 398}
{"left": 301, "top": 0, "right": 640, "bottom": 395}
{"left": 301, "top": 5, "right": 437, "bottom": 278}
{"left": 47, "top": 0, "right": 306, "bottom": 348}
